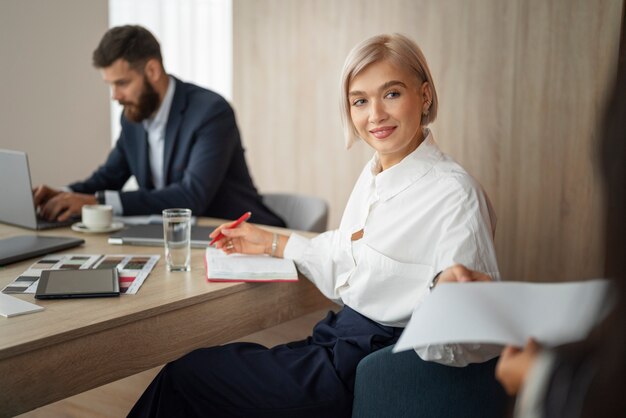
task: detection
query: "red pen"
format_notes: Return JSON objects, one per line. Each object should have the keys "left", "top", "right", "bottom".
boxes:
{"left": 209, "top": 211, "right": 252, "bottom": 246}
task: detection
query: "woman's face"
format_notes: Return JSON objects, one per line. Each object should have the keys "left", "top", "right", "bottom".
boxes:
{"left": 349, "top": 59, "right": 429, "bottom": 170}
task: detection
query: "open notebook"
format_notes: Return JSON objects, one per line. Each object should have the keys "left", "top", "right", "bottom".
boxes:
{"left": 204, "top": 247, "right": 298, "bottom": 282}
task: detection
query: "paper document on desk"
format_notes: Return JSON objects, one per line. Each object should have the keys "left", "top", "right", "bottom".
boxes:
{"left": 0, "top": 293, "right": 44, "bottom": 317}
{"left": 393, "top": 280, "right": 611, "bottom": 353}
{"left": 205, "top": 247, "right": 298, "bottom": 282}
{"left": 2, "top": 254, "right": 160, "bottom": 295}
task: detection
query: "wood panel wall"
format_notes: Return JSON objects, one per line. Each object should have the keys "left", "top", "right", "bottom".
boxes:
{"left": 233, "top": 0, "right": 623, "bottom": 282}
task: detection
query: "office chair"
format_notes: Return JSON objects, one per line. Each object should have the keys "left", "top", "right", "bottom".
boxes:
{"left": 352, "top": 346, "right": 508, "bottom": 418}
{"left": 262, "top": 193, "right": 329, "bottom": 233}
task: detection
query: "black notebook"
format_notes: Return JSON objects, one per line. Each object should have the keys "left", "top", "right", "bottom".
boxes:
{"left": 108, "top": 224, "right": 215, "bottom": 248}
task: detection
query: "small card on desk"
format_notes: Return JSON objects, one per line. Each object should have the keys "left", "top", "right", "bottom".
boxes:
{"left": 0, "top": 293, "right": 44, "bottom": 318}
{"left": 205, "top": 247, "right": 298, "bottom": 282}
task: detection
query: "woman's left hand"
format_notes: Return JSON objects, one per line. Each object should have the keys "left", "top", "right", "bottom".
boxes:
{"left": 496, "top": 338, "right": 542, "bottom": 395}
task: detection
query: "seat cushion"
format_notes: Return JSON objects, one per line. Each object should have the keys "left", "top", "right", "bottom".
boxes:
{"left": 352, "top": 346, "right": 509, "bottom": 418}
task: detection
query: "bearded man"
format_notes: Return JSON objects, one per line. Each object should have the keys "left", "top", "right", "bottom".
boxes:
{"left": 33, "top": 25, "right": 284, "bottom": 227}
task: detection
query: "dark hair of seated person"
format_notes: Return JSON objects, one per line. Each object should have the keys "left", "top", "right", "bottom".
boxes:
{"left": 92, "top": 25, "right": 163, "bottom": 70}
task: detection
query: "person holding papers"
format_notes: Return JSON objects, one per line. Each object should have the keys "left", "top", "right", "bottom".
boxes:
{"left": 128, "top": 33, "right": 499, "bottom": 418}
{"left": 492, "top": 77, "right": 626, "bottom": 418}
{"left": 32, "top": 25, "right": 284, "bottom": 227}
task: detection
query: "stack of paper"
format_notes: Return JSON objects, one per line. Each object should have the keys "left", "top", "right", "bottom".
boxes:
{"left": 394, "top": 279, "right": 611, "bottom": 353}
{"left": 205, "top": 248, "right": 298, "bottom": 282}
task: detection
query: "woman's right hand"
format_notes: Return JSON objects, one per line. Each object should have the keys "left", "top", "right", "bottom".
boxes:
{"left": 436, "top": 264, "right": 493, "bottom": 285}
{"left": 209, "top": 221, "right": 275, "bottom": 256}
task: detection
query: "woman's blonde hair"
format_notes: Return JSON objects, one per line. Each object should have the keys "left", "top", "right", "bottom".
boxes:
{"left": 340, "top": 33, "right": 438, "bottom": 149}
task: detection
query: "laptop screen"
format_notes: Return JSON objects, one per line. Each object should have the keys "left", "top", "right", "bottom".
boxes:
{"left": 0, "top": 149, "right": 43, "bottom": 229}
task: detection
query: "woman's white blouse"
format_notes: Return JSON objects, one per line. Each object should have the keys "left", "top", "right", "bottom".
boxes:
{"left": 283, "top": 130, "right": 501, "bottom": 366}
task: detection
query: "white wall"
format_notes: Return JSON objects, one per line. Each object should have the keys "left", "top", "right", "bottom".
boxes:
{"left": 108, "top": 0, "right": 233, "bottom": 146}
{"left": 0, "top": 0, "right": 110, "bottom": 187}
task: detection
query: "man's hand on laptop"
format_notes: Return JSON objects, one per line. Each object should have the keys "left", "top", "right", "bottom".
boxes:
{"left": 32, "top": 185, "right": 61, "bottom": 207}
{"left": 34, "top": 185, "right": 97, "bottom": 221}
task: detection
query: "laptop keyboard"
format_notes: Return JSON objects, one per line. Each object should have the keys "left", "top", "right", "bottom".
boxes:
{"left": 36, "top": 216, "right": 77, "bottom": 230}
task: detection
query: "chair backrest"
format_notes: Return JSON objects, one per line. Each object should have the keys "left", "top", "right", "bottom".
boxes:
{"left": 262, "top": 193, "right": 329, "bottom": 233}
{"left": 352, "top": 346, "right": 508, "bottom": 418}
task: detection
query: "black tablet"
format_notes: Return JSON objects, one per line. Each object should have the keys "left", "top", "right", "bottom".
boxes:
{"left": 35, "top": 268, "right": 120, "bottom": 299}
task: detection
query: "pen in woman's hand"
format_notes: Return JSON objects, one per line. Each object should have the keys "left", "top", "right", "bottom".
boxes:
{"left": 209, "top": 212, "right": 252, "bottom": 246}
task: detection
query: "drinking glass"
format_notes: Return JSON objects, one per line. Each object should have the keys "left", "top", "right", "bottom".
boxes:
{"left": 162, "top": 208, "right": 192, "bottom": 272}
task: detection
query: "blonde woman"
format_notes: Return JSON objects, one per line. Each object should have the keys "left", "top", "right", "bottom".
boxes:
{"left": 129, "top": 33, "right": 500, "bottom": 418}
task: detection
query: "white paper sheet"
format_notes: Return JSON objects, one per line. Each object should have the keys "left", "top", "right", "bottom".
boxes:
{"left": 393, "top": 280, "right": 611, "bottom": 353}
{"left": 0, "top": 293, "right": 44, "bottom": 318}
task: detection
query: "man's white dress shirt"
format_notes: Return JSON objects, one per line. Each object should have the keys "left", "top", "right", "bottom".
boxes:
{"left": 105, "top": 76, "right": 176, "bottom": 214}
{"left": 283, "top": 129, "right": 500, "bottom": 366}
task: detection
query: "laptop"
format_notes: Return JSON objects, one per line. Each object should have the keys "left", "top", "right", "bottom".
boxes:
{"left": 0, "top": 235, "right": 84, "bottom": 266}
{"left": 108, "top": 224, "right": 215, "bottom": 248}
{"left": 0, "top": 149, "right": 76, "bottom": 230}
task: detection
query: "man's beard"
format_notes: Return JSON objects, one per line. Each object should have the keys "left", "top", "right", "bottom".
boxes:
{"left": 122, "top": 78, "right": 160, "bottom": 123}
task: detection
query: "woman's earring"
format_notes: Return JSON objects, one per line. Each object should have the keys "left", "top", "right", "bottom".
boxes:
{"left": 422, "top": 100, "right": 431, "bottom": 116}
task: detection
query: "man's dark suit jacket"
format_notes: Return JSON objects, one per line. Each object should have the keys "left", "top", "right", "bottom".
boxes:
{"left": 70, "top": 77, "right": 285, "bottom": 227}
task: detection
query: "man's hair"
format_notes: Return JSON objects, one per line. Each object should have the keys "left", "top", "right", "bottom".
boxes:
{"left": 92, "top": 25, "right": 163, "bottom": 70}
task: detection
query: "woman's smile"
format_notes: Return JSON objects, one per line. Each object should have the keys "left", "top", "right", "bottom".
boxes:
{"left": 369, "top": 126, "right": 397, "bottom": 140}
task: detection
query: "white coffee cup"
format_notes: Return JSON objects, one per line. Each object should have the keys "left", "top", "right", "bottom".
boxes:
{"left": 82, "top": 204, "right": 113, "bottom": 230}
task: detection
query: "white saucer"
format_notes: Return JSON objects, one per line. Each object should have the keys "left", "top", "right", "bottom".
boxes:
{"left": 71, "top": 221, "right": 124, "bottom": 234}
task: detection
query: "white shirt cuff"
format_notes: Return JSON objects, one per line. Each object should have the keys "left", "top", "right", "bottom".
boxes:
{"left": 283, "top": 233, "right": 310, "bottom": 261}
{"left": 104, "top": 190, "right": 124, "bottom": 216}
{"left": 414, "top": 343, "right": 501, "bottom": 367}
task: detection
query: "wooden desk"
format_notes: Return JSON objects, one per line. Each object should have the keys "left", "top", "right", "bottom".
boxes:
{"left": 0, "top": 221, "right": 332, "bottom": 417}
